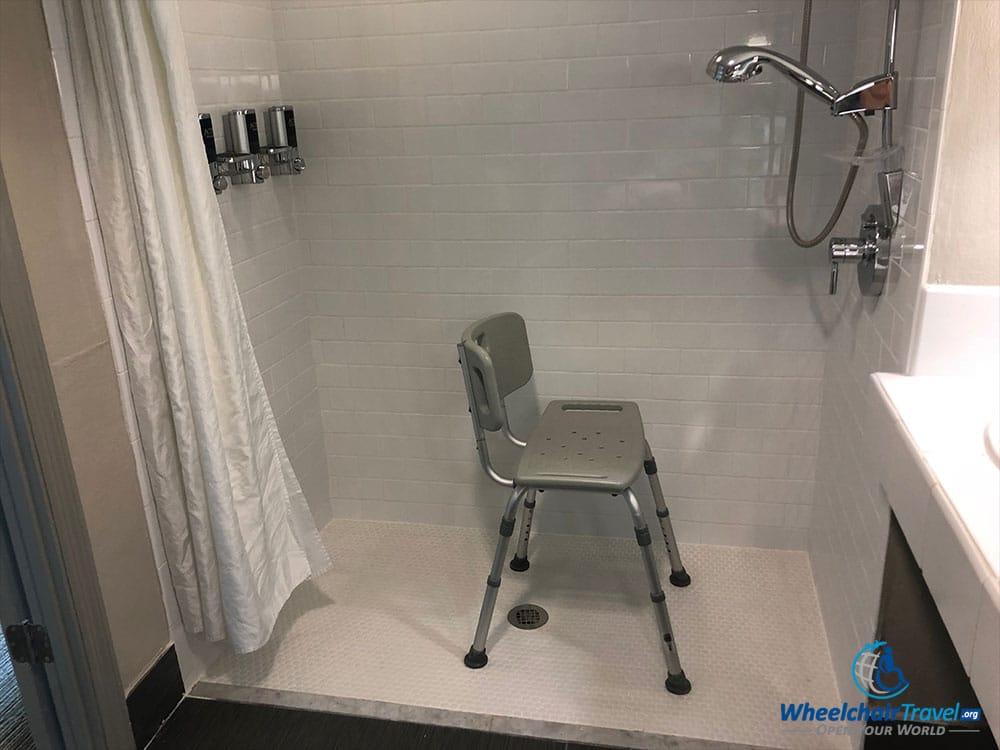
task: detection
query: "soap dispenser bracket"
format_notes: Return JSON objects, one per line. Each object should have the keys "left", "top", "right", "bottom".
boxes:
{"left": 258, "top": 146, "right": 305, "bottom": 175}
{"left": 828, "top": 204, "right": 892, "bottom": 297}
{"left": 216, "top": 152, "right": 270, "bottom": 186}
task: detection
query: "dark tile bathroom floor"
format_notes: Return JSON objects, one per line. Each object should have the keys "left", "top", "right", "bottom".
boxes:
{"left": 0, "top": 636, "right": 33, "bottom": 750}
{"left": 150, "top": 697, "right": 619, "bottom": 750}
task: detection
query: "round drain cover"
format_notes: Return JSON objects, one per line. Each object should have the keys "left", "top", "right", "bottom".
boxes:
{"left": 507, "top": 603, "right": 548, "bottom": 630}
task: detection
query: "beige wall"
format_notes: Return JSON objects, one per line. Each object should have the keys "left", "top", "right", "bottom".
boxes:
{"left": 0, "top": 0, "right": 169, "bottom": 691}
{"left": 927, "top": 0, "right": 1000, "bottom": 285}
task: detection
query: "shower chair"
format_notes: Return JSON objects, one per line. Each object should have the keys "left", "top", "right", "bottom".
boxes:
{"left": 457, "top": 312, "right": 692, "bottom": 695}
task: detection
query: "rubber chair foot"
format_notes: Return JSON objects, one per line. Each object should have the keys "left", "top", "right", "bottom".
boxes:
{"left": 669, "top": 568, "right": 691, "bottom": 588}
{"left": 665, "top": 671, "right": 691, "bottom": 695}
{"left": 464, "top": 648, "right": 488, "bottom": 669}
{"left": 509, "top": 556, "right": 530, "bottom": 572}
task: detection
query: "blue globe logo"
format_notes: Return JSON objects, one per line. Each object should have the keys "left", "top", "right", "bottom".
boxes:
{"left": 853, "top": 641, "right": 909, "bottom": 700}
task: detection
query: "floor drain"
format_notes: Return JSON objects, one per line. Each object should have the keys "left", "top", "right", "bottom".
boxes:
{"left": 507, "top": 604, "right": 548, "bottom": 630}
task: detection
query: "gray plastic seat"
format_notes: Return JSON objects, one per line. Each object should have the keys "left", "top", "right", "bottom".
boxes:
{"left": 516, "top": 400, "right": 646, "bottom": 492}
{"left": 457, "top": 312, "right": 692, "bottom": 696}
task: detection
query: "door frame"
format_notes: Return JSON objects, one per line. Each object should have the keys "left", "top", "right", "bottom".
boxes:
{"left": 0, "top": 466, "right": 63, "bottom": 750}
{"left": 0, "top": 164, "right": 134, "bottom": 749}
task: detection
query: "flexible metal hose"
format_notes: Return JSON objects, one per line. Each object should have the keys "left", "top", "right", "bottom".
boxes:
{"left": 786, "top": 0, "right": 868, "bottom": 247}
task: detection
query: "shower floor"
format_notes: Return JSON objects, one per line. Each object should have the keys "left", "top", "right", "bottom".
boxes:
{"left": 195, "top": 519, "right": 849, "bottom": 750}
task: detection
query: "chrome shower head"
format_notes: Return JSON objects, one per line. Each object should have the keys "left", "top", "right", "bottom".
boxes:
{"left": 706, "top": 45, "right": 841, "bottom": 105}
{"left": 706, "top": 49, "right": 765, "bottom": 83}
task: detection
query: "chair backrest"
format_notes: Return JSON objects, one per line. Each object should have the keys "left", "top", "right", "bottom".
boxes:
{"left": 459, "top": 313, "right": 533, "bottom": 432}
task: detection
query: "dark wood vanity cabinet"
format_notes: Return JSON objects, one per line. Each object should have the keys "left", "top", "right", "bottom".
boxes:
{"left": 865, "top": 514, "right": 996, "bottom": 748}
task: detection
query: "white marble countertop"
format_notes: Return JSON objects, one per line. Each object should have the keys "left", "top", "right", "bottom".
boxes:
{"left": 873, "top": 373, "right": 999, "bottom": 581}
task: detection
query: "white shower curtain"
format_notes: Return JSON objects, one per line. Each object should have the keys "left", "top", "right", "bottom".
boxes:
{"left": 62, "top": 0, "right": 330, "bottom": 653}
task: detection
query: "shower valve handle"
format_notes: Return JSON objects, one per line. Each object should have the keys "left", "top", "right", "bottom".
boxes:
{"left": 828, "top": 237, "right": 865, "bottom": 295}
{"left": 828, "top": 205, "right": 891, "bottom": 297}
{"left": 829, "top": 238, "right": 867, "bottom": 264}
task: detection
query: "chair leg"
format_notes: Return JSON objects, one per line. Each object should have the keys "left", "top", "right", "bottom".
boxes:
{"left": 643, "top": 442, "right": 690, "bottom": 587}
{"left": 623, "top": 488, "right": 691, "bottom": 695}
{"left": 464, "top": 486, "right": 527, "bottom": 669}
{"left": 509, "top": 489, "right": 536, "bottom": 571}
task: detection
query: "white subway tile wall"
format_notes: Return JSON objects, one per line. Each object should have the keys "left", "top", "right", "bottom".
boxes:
{"left": 270, "top": 0, "right": 866, "bottom": 546}
{"left": 807, "top": 0, "right": 956, "bottom": 711}
{"left": 179, "top": 0, "right": 332, "bottom": 531}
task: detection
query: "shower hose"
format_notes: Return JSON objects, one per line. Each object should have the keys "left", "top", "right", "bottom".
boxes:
{"left": 786, "top": 0, "right": 869, "bottom": 247}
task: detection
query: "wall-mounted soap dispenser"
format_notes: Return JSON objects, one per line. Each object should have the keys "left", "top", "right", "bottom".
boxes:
{"left": 199, "top": 113, "right": 229, "bottom": 194}
{"left": 198, "top": 110, "right": 270, "bottom": 192}
{"left": 260, "top": 106, "right": 306, "bottom": 175}
{"left": 221, "top": 108, "right": 270, "bottom": 185}
{"left": 198, "top": 107, "right": 305, "bottom": 194}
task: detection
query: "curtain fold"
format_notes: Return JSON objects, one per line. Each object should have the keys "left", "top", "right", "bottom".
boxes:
{"left": 63, "top": 0, "right": 330, "bottom": 653}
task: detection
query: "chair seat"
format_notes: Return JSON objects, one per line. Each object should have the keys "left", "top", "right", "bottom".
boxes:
{"left": 515, "top": 400, "right": 646, "bottom": 492}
